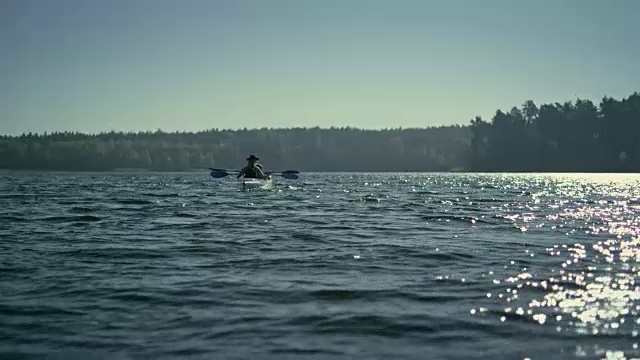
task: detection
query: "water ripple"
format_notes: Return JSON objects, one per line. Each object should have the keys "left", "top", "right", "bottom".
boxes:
{"left": 1, "top": 172, "right": 640, "bottom": 359}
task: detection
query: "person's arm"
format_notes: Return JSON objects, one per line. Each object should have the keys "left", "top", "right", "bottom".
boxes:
{"left": 256, "top": 166, "right": 267, "bottom": 179}
{"left": 237, "top": 167, "right": 246, "bottom": 178}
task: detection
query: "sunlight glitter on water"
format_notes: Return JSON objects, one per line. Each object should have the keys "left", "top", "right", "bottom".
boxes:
{"left": 5, "top": 172, "right": 640, "bottom": 360}
{"left": 470, "top": 175, "right": 640, "bottom": 358}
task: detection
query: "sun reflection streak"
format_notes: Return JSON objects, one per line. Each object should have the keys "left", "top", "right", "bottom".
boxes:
{"left": 471, "top": 176, "right": 640, "bottom": 357}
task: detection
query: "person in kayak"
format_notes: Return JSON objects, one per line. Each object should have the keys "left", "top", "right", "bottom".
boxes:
{"left": 237, "top": 155, "right": 269, "bottom": 179}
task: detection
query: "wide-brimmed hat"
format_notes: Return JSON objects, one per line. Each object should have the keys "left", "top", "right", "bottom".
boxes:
{"left": 246, "top": 155, "right": 259, "bottom": 161}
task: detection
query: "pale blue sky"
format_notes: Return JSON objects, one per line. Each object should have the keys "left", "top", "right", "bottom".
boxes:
{"left": 1, "top": 0, "right": 638, "bottom": 135}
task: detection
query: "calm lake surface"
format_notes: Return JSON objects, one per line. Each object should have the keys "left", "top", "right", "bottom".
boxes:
{"left": 1, "top": 172, "right": 640, "bottom": 360}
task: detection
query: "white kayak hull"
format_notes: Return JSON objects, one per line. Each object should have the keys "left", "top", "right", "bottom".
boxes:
{"left": 239, "top": 177, "right": 273, "bottom": 191}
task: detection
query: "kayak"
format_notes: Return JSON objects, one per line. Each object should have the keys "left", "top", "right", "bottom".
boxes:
{"left": 208, "top": 168, "right": 298, "bottom": 189}
{"left": 239, "top": 176, "right": 273, "bottom": 191}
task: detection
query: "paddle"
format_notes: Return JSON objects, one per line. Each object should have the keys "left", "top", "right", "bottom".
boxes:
{"left": 209, "top": 169, "right": 299, "bottom": 179}
{"left": 209, "top": 170, "right": 233, "bottom": 178}
{"left": 208, "top": 168, "right": 237, "bottom": 173}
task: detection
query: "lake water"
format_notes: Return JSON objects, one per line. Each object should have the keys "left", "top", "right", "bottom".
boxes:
{"left": 1, "top": 172, "right": 640, "bottom": 360}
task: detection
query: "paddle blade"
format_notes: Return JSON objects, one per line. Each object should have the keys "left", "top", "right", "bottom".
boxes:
{"left": 281, "top": 170, "right": 300, "bottom": 174}
{"left": 281, "top": 172, "right": 299, "bottom": 180}
{"left": 210, "top": 170, "right": 229, "bottom": 178}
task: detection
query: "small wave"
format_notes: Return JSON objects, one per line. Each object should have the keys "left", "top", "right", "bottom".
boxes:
{"left": 411, "top": 190, "right": 439, "bottom": 195}
{"left": 39, "top": 215, "right": 102, "bottom": 223}
{"left": 269, "top": 347, "right": 344, "bottom": 356}
{"left": 419, "top": 214, "right": 484, "bottom": 224}
{"left": 105, "top": 291, "right": 160, "bottom": 304}
{"left": 473, "top": 197, "right": 506, "bottom": 203}
{"left": 0, "top": 265, "right": 28, "bottom": 273}
{"left": 114, "top": 199, "right": 154, "bottom": 205}
{"left": 296, "top": 218, "right": 330, "bottom": 225}
{"left": 307, "top": 289, "right": 395, "bottom": 301}
{"left": 140, "top": 192, "right": 181, "bottom": 198}
{"left": 68, "top": 206, "right": 97, "bottom": 213}
{"left": 55, "top": 248, "right": 170, "bottom": 259}
{"left": 291, "top": 233, "right": 328, "bottom": 242}
{"left": 310, "top": 314, "right": 439, "bottom": 336}
{"left": 421, "top": 251, "right": 478, "bottom": 262}
{"left": 0, "top": 303, "right": 85, "bottom": 317}
{"left": 348, "top": 195, "right": 382, "bottom": 203}
{"left": 151, "top": 221, "right": 213, "bottom": 231}
{"left": 0, "top": 215, "right": 28, "bottom": 222}
{"left": 173, "top": 211, "right": 199, "bottom": 218}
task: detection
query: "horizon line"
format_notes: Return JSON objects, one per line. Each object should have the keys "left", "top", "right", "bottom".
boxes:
{"left": 1, "top": 124, "right": 470, "bottom": 137}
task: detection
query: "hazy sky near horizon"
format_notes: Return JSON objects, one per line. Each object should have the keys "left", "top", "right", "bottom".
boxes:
{"left": 1, "top": 0, "right": 639, "bottom": 135}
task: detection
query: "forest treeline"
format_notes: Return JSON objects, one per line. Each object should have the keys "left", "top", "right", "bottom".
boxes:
{"left": 470, "top": 91, "right": 639, "bottom": 172}
{"left": 0, "top": 126, "right": 471, "bottom": 172}
{"left": 0, "top": 91, "right": 638, "bottom": 172}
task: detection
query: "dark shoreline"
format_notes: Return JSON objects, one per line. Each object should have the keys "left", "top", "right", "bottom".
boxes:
{"left": 1, "top": 169, "right": 639, "bottom": 174}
